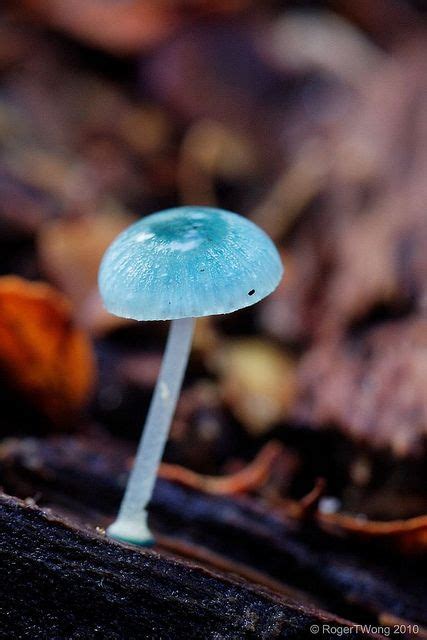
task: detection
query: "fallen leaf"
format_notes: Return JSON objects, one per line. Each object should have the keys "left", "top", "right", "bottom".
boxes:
{"left": 21, "top": 0, "right": 183, "bottom": 55}
{"left": 119, "top": 105, "right": 172, "bottom": 157}
{"left": 178, "top": 119, "right": 257, "bottom": 206}
{"left": 0, "top": 276, "right": 95, "bottom": 422}
{"left": 214, "top": 338, "right": 296, "bottom": 435}
{"left": 263, "top": 10, "right": 382, "bottom": 82}
{"left": 317, "top": 511, "right": 427, "bottom": 554}
{"left": 159, "top": 441, "right": 283, "bottom": 495}
{"left": 38, "top": 210, "right": 135, "bottom": 335}
{"left": 20, "top": 0, "right": 250, "bottom": 55}
{"left": 271, "top": 487, "right": 427, "bottom": 554}
{"left": 293, "top": 319, "right": 427, "bottom": 456}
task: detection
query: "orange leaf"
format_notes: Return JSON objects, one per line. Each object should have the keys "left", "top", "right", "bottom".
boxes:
{"left": 272, "top": 486, "right": 427, "bottom": 553}
{"left": 21, "top": 0, "right": 251, "bottom": 55}
{"left": 317, "top": 511, "right": 427, "bottom": 554}
{"left": 0, "top": 276, "right": 95, "bottom": 422}
{"left": 21, "top": 0, "right": 183, "bottom": 55}
{"left": 159, "top": 441, "right": 283, "bottom": 496}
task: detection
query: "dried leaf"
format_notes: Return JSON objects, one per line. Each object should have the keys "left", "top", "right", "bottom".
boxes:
{"left": 21, "top": 0, "right": 183, "bottom": 55}
{"left": 159, "top": 441, "right": 283, "bottom": 495}
{"left": 294, "top": 319, "right": 427, "bottom": 456}
{"left": 251, "top": 141, "right": 330, "bottom": 242}
{"left": 270, "top": 481, "right": 427, "bottom": 553}
{"left": 38, "top": 211, "right": 135, "bottom": 335}
{"left": 119, "top": 106, "right": 172, "bottom": 157}
{"left": 214, "top": 338, "right": 296, "bottom": 435}
{"left": 0, "top": 276, "right": 95, "bottom": 421}
{"left": 178, "top": 119, "right": 257, "bottom": 206}
{"left": 21, "top": 0, "right": 251, "bottom": 55}
{"left": 263, "top": 10, "right": 382, "bottom": 82}
{"left": 317, "top": 512, "right": 427, "bottom": 554}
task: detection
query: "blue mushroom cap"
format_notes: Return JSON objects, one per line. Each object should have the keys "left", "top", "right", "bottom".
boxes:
{"left": 98, "top": 206, "right": 284, "bottom": 321}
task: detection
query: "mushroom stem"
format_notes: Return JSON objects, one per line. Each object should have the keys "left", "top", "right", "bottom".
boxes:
{"left": 107, "top": 316, "right": 195, "bottom": 545}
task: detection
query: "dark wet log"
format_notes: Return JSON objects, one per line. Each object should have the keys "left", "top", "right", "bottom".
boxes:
{"left": 1, "top": 434, "right": 426, "bottom": 628}
{"left": 0, "top": 493, "right": 370, "bottom": 640}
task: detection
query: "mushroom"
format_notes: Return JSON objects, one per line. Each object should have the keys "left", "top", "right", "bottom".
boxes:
{"left": 98, "top": 206, "right": 283, "bottom": 545}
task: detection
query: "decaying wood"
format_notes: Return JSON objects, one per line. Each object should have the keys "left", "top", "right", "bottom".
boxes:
{"left": 1, "top": 434, "right": 426, "bottom": 629}
{"left": 0, "top": 493, "right": 371, "bottom": 640}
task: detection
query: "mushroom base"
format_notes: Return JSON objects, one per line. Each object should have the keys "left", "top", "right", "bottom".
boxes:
{"left": 107, "top": 514, "right": 154, "bottom": 547}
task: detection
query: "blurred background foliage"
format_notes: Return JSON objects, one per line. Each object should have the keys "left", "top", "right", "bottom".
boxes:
{"left": 0, "top": 0, "right": 426, "bottom": 534}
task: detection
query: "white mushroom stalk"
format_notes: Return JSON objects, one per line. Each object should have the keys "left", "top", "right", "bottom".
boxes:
{"left": 107, "top": 317, "right": 195, "bottom": 545}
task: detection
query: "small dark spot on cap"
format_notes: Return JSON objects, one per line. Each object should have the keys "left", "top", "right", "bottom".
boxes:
{"left": 248, "top": 289, "right": 255, "bottom": 296}
{"left": 200, "top": 268, "right": 205, "bottom": 272}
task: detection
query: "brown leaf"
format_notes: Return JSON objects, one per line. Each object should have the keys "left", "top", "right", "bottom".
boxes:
{"left": 270, "top": 482, "right": 427, "bottom": 553}
{"left": 294, "top": 318, "right": 427, "bottom": 456}
{"left": 214, "top": 338, "right": 296, "bottom": 436}
{"left": 159, "top": 441, "right": 283, "bottom": 496}
{"left": 20, "top": 0, "right": 250, "bottom": 55}
{"left": 269, "top": 478, "right": 326, "bottom": 521}
{"left": 317, "top": 512, "right": 427, "bottom": 554}
{"left": 0, "top": 276, "right": 95, "bottom": 422}
{"left": 21, "top": 0, "right": 183, "bottom": 55}
{"left": 38, "top": 211, "right": 135, "bottom": 335}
